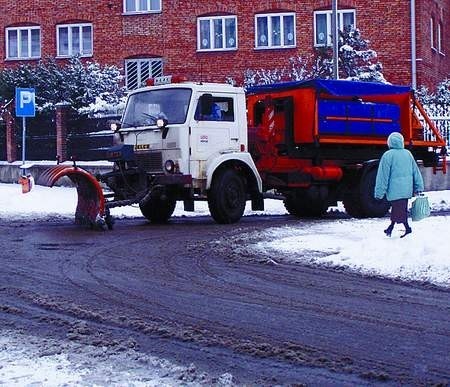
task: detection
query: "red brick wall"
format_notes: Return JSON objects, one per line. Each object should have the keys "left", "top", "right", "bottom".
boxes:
{"left": 416, "top": 0, "right": 450, "bottom": 89}
{"left": 0, "top": 0, "right": 448, "bottom": 89}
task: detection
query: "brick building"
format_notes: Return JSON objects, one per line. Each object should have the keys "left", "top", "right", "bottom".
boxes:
{"left": 0, "top": 0, "right": 448, "bottom": 91}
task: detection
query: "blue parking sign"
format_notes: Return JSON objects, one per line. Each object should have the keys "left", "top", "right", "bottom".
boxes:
{"left": 15, "top": 88, "right": 36, "bottom": 117}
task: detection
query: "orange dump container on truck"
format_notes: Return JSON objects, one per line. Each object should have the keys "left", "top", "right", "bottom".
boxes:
{"left": 246, "top": 79, "right": 446, "bottom": 217}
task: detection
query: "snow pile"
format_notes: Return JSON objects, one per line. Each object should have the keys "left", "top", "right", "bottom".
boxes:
{"left": 0, "top": 329, "right": 234, "bottom": 386}
{"left": 0, "top": 183, "right": 288, "bottom": 220}
{"left": 255, "top": 216, "right": 450, "bottom": 287}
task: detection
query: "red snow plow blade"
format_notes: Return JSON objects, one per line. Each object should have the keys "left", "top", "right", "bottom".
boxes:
{"left": 37, "top": 165, "right": 105, "bottom": 227}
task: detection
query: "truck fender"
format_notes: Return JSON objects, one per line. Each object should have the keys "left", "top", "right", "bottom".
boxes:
{"left": 361, "top": 159, "right": 380, "bottom": 177}
{"left": 37, "top": 165, "right": 105, "bottom": 227}
{"left": 205, "top": 152, "right": 262, "bottom": 193}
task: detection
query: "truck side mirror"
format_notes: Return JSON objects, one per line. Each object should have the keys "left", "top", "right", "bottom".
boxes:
{"left": 109, "top": 120, "right": 121, "bottom": 132}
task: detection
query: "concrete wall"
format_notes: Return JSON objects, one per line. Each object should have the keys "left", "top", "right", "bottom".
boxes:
{"left": 0, "top": 162, "right": 112, "bottom": 187}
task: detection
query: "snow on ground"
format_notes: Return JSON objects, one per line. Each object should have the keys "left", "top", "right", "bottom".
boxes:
{"left": 0, "top": 329, "right": 233, "bottom": 386}
{"left": 1, "top": 182, "right": 450, "bottom": 384}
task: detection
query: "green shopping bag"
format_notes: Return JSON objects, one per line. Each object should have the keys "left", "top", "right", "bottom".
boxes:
{"left": 411, "top": 195, "right": 430, "bottom": 221}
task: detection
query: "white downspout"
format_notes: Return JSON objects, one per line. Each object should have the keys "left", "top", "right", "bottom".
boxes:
{"left": 411, "top": 0, "right": 417, "bottom": 89}
{"left": 332, "top": 0, "right": 339, "bottom": 79}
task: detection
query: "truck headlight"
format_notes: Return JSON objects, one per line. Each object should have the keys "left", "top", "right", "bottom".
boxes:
{"left": 164, "top": 160, "right": 175, "bottom": 173}
{"left": 157, "top": 118, "right": 166, "bottom": 128}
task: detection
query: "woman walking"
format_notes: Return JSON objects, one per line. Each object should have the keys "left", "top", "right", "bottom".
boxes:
{"left": 374, "top": 132, "right": 424, "bottom": 238}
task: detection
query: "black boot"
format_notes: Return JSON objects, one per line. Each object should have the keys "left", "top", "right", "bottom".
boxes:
{"left": 400, "top": 225, "right": 412, "bottom": 238}
{"left": 384, "top": 224, "right": 394, "bottom": 237}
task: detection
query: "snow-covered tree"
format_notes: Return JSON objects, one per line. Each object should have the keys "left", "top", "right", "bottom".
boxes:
{"left": 242, "top": 27, "right": 386, "bottom": 88}
{"left": 0, "top": 56, "right": 125, "bottom": 115}
{"left": 416, "top": 77, "right": 450, "bottom": 122}
{"left": 339, "top": 27, "right": 385, "bottom": 82}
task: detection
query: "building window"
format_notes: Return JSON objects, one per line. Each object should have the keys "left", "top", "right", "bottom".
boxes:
{"left": 125, "top": 58, "right": 163, "bottom": 90}
{"left": 197, "top": 15, "right": 237, "bottom": 51}
{"left": 314, "top": 9, "right": 355, "bottom": 46}
{"left": 57, "top": 23, "right": 93, "bottom": 57}
{"left": 255, "top": 12, "right": 296, "bottom": 49}
{"left": 431, "top": 17, "right": 436, "bottom": 49}
{"left": 124, "top": 0, "right": 161, "bottom": 14}
{"left": 437, "top": 22, "right": 443, "bottom": 54}
{"left": 6, "top": 26, "right": 41, "bottom": 60}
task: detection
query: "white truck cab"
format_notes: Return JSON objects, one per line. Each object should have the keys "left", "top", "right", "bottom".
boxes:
{"left": 114, "top": 76, "right": 262, "bottom": 223}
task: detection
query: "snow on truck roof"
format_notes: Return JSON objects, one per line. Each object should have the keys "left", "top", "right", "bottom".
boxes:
{"left": 246, "top": 79, "right": 411, "bottom": 97}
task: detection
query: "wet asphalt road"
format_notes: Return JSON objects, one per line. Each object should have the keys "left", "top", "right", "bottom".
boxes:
{"left": 0, "top": 214, "right": 449, "bottom": 385}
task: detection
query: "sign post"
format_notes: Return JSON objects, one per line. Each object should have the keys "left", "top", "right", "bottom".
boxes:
{"left": 15, "top": 88, "right": 36, "bottom": 193}
{"left": 15, "top": 88, "right": 36, "bottom": 165}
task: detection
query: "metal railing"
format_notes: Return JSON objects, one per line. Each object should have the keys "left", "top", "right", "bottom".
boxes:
{"left": 415, "top": 104, "right": 450, "bottom": 146}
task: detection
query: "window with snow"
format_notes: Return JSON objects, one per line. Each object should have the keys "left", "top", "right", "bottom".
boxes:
{"left": 314, "top": 9, "right": 355, "bottom": 47}
{"left": 255, "top": 12, "right": 296, "bottom": 49}
{"left": 125, "top": 58, "right": 163, "bottom": 90}
{"left": 57, "top": 23, "right": 93, "bottom": 57}
{"left": 197, "top": 15, "right": 237, "bottom": 51}
{"left": 6, "top": 26, "right": 41, "bottom": 60}
{"left": 124, "top": 0, "right": 161, "bottom": 14}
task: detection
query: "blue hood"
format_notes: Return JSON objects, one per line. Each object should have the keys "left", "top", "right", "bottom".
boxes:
{"left": 387, "top": 132, "right": 404, "bottom": 149}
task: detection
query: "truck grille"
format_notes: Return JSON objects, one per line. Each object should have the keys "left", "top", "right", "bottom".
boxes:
{"left": 135, "top": 151, "right": 163, "bottom": 173}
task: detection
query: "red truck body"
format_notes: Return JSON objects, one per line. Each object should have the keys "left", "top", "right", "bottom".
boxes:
{"left": 246, "top": 80, "right": 445, "bottom": 217}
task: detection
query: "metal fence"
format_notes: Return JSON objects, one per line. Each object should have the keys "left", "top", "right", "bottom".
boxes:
{"left": 66, "top": 112, "right": 119, "bottom": 160}
{"left": 1, "top": 111, "right": 119, "bottom": 161}
{"left": 424, "top": 104, "right": 450, "bottom": 146}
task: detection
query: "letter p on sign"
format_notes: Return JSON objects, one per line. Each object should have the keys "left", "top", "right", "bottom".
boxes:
{"left": 15, "top": 88, "right": 36, "bottom": 117}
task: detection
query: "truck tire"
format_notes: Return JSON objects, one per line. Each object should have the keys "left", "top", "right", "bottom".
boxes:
{"left": 139, "top": 193, "right": 176, "bottom": 223}
{"left": 359, "top": 168, "right": 390, "bottom": 217}
{"left": 284, "top": 187, "right": 328, "bottom": 217}
{"left": 343, "top": 168, "right": 389, "bottom": 218}
{"left": 208, "top": 169, "right": 246, "bottom": 224}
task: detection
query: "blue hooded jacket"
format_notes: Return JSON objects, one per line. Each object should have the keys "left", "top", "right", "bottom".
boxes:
{"left": 374, "top": 132, "right": 424, "bottom": 201}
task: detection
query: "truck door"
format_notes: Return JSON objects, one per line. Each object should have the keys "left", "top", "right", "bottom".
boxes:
{"left": 189, "top": 93, "right": 239, "bottom": 179}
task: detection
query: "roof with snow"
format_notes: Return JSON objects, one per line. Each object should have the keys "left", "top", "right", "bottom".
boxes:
{"left": 246, "top": 79, "right": 411, "bottom": 96}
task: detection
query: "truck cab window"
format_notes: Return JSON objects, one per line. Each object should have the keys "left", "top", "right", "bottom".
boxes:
{"left": 195, "top": 96, "right": 235, "bottom": 122}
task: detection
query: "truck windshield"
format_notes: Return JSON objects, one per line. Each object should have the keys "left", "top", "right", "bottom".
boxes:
{"left": 122, "top": 88, "right": 192, "bottom": 128}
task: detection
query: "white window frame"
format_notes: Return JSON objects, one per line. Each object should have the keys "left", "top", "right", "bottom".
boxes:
{"left": 197, "top": 15, "right": 238, "bottom": 52}
{"left": 437, "top": 22, "right": 443, "bottom": 54}
{"left": 5, "top": 26, "right": 41, "bottom": 60}
{"left": 123, "top": 0, "right": 161, "bottom": 14}
{"left": 56, "top": 23, "right": 93, "bottom": 58}
{"left": 431, "top": 17, "right": 436, "bottom": 49}
{"left": 125, "top": 58, "right": 163, "bottom": 90}
{"left": 255, "top": 12, "right": 296, "bottom": 49}
{"left": 314, "top": 9, "right": 356, "bottom": 47}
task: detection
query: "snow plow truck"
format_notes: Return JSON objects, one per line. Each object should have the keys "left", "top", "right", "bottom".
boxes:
{"left": 37, "top": 76, "right": 446, "bottom": 228}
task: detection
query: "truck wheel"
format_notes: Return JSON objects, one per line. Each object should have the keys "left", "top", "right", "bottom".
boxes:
{"left": 284, "top": 187, "right": 328, "bottom": 217}
{"left": 208, "top": 169, "right": 246, "bottom": 224}
{"left": 139, "top": 194, "right": 176, "bottom": 223}
{"left": 359, "top": 168, "right": 390, "bottom": 217}
{"left": 343, "top": 168, "right": 389, "bottom": 218}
